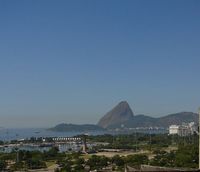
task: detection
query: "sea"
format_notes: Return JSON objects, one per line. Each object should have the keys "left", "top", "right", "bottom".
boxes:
{"left": 0, "top": 127, "right": 167, "bottom": 141}
{"left": 0, "top": 128, "right": 107, "bottom": 141}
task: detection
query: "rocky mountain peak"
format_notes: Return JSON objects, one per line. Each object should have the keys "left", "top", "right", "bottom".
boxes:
{"left": 97, "top": 101, "right": 134, "bottom": 128}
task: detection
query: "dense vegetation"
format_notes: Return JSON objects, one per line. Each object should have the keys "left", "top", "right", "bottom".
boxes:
{"left": 54, "top": 142, "right": 199, "bottom": 172}
{"left": 0, "top": 133, "right": 198, "bottom": 171}
{"left": 0, "top": 147, "right": 63, "bottom": 171}
{"left": 88, "top": 133, "right": 198, "bottom": 150}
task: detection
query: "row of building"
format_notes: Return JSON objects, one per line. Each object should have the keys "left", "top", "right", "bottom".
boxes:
{"left": 169, "top": 122, "right": 197, "bottom": 136}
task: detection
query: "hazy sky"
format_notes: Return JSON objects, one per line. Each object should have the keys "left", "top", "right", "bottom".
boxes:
{"left": 0, "top": 0, "right": 200, "bottom": 128}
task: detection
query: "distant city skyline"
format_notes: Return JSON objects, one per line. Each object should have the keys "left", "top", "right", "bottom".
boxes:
{"left": 0, "top": 0, "right": 200, "bottom": 128}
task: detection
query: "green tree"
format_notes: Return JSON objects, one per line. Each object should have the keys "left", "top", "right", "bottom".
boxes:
{"left": 26, "top": 157, "right": 46, "bottom": 169}
{"left": 174, "top": 144, "right": 198, "bottom": 168}
{"left": 0, "top": 160, "right": 7, "bottom": 171}
{"left": 150, "top": 150, "right": 175, "bottom": 167}
{"left": 112, "top": 155, "right": 125, "bottom": 167}
{"left": 87, "top": 155, "right": 109, "bottom": 170}
{"left": 125, "top": 154, "right": 149, "bottom": 167}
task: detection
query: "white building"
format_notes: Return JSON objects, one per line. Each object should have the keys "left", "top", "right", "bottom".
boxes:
{"left": 169, "top": 122, "right": 196, "bottom": 136}
{"left": 169, "top": 125, "right": 179, "bottom": 135}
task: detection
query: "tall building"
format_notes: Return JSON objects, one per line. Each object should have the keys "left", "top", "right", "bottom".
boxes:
{"left": 82, "top": 134, "right": 87, "bottom": 153}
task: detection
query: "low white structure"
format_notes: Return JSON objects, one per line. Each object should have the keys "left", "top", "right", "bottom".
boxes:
{"left": 169, "top": 125, "right": 179, "bottom": 135}
{"left": 52, "top": 137, "right": 81, "bottom": 142}
{"left": 169, "top": 122, "right": 196, "bottom": 136}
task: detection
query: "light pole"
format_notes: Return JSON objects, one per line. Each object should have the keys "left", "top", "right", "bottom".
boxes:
{"left": 149, "top": 127, "right": 152, "bottom": 152}
{"left": 198, "top": 108, "right": 200, "bottom": 169}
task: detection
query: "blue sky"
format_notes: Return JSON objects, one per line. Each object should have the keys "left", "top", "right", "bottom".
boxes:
{"left": 0, "top": 0, "right": 199, "bottom": 128}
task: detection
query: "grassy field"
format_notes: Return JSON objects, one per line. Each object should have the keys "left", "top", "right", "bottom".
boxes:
{"left": 46, "top": 160, "right": 56, "bottom": 167}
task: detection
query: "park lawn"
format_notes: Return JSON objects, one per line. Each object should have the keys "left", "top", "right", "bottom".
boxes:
{"left": 81, "top": 154, "right": 92, "bottom": 160}
{"left": 46, "top": 160, "right": 56, "bottom": 167}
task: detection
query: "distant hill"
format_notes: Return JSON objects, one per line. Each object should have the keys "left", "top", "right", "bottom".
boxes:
{"left": 156, "top": 112, "right": 198, "bottom": 127}
{"left": 97, "top": 101, "right": 198, "bottom": 129}
{"left": 98, "top": 101, "right": 134, "bottom": 128}
{"left": 50, "top": 101, "right": 198, "bottom": 131}
{"left": 49, "top": 123, "right": 105, "bottom": 132}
